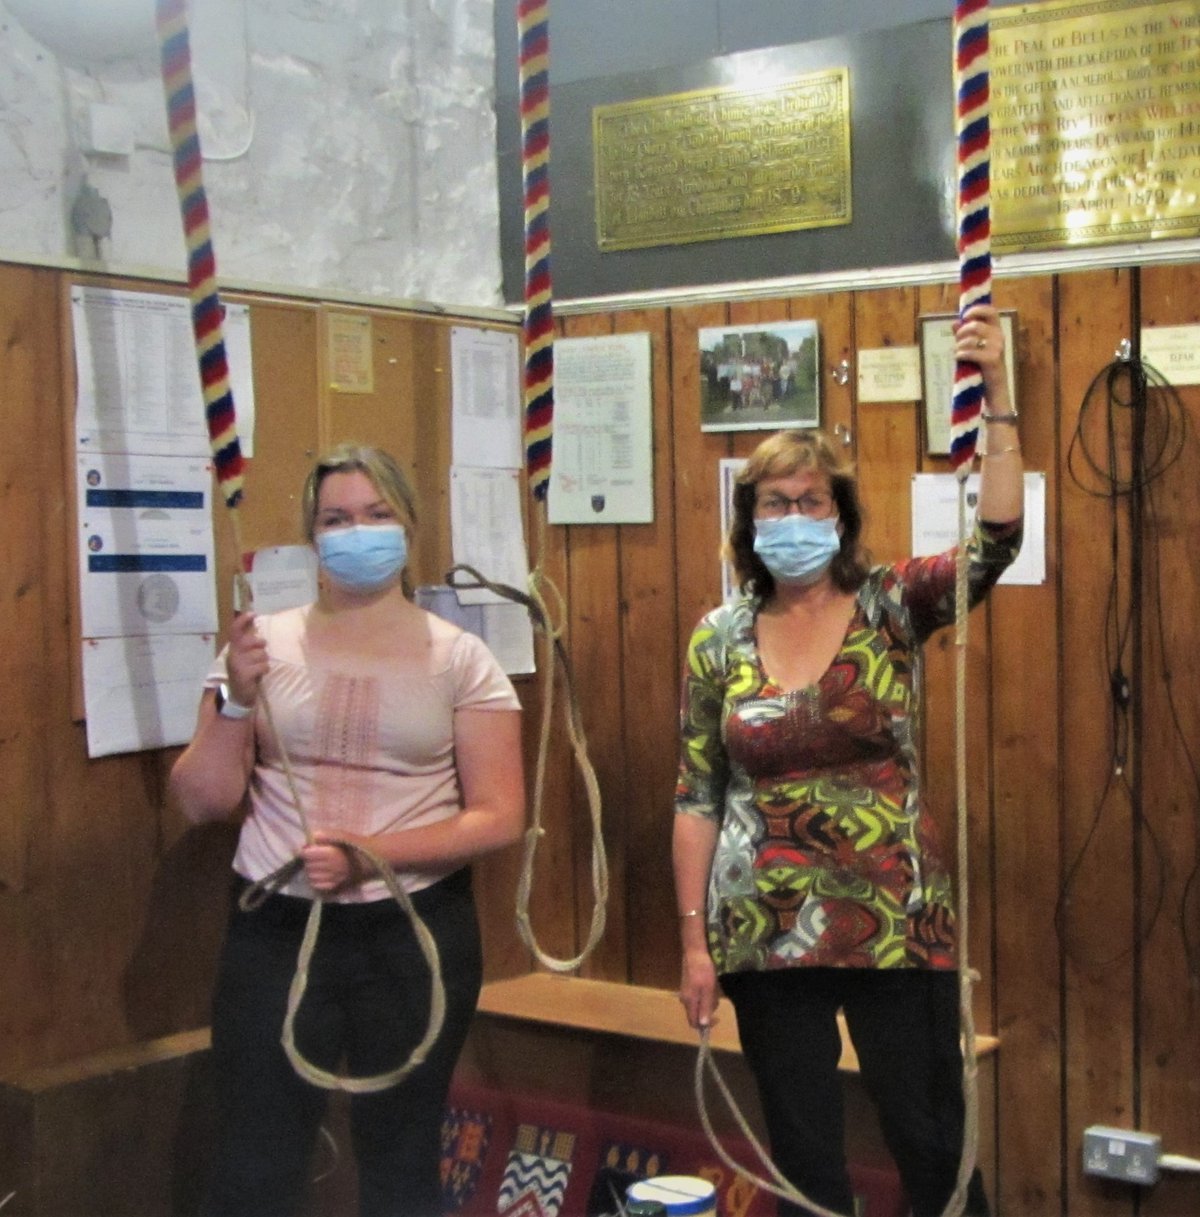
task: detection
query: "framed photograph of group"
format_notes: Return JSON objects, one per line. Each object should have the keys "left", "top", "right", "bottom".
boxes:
{"left": 699, "top": 320, "right": 820, "bottom": 432}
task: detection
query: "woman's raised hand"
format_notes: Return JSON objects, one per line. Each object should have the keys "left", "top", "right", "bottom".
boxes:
{"left": 225, "top": 611, "right": 269, "bottom": 708}
{"left": 953, "top": 303, "right": 1014, "bottom": 411}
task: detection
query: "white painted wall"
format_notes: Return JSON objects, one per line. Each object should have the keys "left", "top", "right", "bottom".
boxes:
{"left": 0, "top": 0, "right": 504, "bottom": 310}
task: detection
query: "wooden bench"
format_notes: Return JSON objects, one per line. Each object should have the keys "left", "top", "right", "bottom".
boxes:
{"left": 0, "top": 978, "right": 997, "bottom": 1215}
{"left": 477, "top": 972, "right": 1000, "bottom": 1072}
{"left": 0, "top": 1029, "right": 216, "bottom": 1217}
{"left": 466, "top": 974, "right": 998, "bottom": 1215}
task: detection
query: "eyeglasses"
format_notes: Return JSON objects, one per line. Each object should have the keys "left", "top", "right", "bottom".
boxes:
{"left": 754, "top": 491, "right": 834, "bottom": 520}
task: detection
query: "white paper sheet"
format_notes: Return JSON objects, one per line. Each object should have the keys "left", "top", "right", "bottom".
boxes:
{"left": 719, "top": 457, "right": 747, "bottom": 602}
{"left": 246, "top": 545, "right": 318, "bottom": 614}
{"left": 1140, "top": 324, "right": 1200, "bottom": 385}
{"left": 73, "top": 284, "right": 256, "bottom": 457}
{"left": 450, "top": 326, "right": 521, "bottom": 470}
{"left": 857, "top": 345, "right": 921, "bottom": 402}
{"left": 479, "top": 600, "right": 536, "bottom": 676}
{"left": 82, "top": 633, "right": 215, "bottom": 758}
{"left": 449, "top": 467, "right": 531, "bottom": 607}
{"left": 77, "top": 452, "right": 219, "bottom": 637}
{"left": 548, "top": 332, "right": 654, "bottom": 524}
{"left": 910, "top": 471, "right": 1046, "bottom": 586}
{"left": 415, "top": 585, "right": 535, "bottom": 676}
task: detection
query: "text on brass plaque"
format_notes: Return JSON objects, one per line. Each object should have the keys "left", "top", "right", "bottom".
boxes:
{"left": 593, "top": 69, "right": 852, "bottom": 252}
{"left": 992, "top": 0, "right": 1200, "bottom": 251}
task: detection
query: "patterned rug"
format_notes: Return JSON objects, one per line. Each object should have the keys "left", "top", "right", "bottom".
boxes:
{"left": 440, "top": 1082, "right": 906, "bottom": 1217}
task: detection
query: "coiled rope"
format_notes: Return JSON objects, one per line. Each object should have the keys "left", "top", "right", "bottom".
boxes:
{"left": 692, "top": 1028, "right": 853, "bottom": 1217}
{"left": 156, "top": 0, "right": 444, "bottom": 1093}
{"left": 448, "top": 548, "right": 609, "bottom": 972}
{"left": 513, "top": 0, "right": 609, "bottom": 972}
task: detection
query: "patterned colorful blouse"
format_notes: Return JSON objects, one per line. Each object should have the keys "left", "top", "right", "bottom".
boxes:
{"left": 675, "top": 519, "right": 1022, "bottom": 975}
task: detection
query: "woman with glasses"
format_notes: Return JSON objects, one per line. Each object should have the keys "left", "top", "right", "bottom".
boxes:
{"left": 673, "top": 304, "right": 1023, "bottom": 1217}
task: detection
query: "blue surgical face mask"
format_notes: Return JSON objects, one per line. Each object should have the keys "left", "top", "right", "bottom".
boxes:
{"left": 752, "top": 514, "right": 841, "bottom": 585}
{"left": 316, "top": 523, "right": 407, "bottom": 591}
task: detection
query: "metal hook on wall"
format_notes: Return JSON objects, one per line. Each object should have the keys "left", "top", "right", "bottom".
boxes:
{"left": 832, "top": 423, "right": 852, "bottom": 447}
{"left": 829, "top": 358, "right": 851, "bottom": 386}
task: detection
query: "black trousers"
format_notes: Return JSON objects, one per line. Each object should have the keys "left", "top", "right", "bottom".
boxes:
{"left": 721, "top": 967, "right": 989, "bottom": 1217}
{"left": 200, "top": 868, "right": 482, "bottom": 1217}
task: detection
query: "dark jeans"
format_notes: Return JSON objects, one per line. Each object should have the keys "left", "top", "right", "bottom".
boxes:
{"left": 721, "top": 967, "right": 989, "bottom": 1217}
{"left": 201, "top": 868, "right": 482, "bottom": 1217}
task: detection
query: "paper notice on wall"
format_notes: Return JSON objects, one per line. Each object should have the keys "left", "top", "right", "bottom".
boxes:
{"left": 82, "top": 633, "right": 215, "bottom": 758}
{"left": 327, "top": 311, "right": 375, "bottom": 393}
{"left": 449, "top": 466, "right": 530, "bottom": 606}
{"left": 910, "top": 471, "right": 1046, "bottom": 586}
{"left": 73, "top": 284, "right": 256, "bottom": 457}
{"left": 415, "top": 585, "right": 534, "bottom": 676}
{"left": 77, "top": 452, "right": 218, "bottom": 637}
{"left": 450, "top": 326, "right": 521, "bottom": 469}
{"left": 548, "top": 332, "right": 654, "bottom": 524}
{"left": 1140, "top": 324, "right": 1200, "bottom": 385}
{"left": 447, "top": 467, "right": 536, "bottom": 672}
{"left": 857, "top": 345, "right": 921, "bottom": 402}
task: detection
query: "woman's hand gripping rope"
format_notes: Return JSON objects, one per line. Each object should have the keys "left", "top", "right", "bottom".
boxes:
{"left": 231, "top": 633, "right": 447, "bottom": 1094}
{"left": 224, "top": 609, "right": 268, "bottom": 710}
{"left": 301, "top": 832, "right": 366, "bottom": 893}
{"left": 239, "top": 836, "right": 447, "bottom": 1095}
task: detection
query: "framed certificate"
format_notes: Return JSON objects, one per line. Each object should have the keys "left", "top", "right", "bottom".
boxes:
{"left": 920, "top": 310, "right": 1017, "bottom": 455}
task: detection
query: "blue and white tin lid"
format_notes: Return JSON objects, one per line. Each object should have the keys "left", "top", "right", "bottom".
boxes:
{"left": 626, "top": 1175, "right": 717, "bottom": 1216}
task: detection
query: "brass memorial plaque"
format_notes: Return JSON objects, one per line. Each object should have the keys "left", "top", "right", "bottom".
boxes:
{"left": 992, "top": 0, "right": 1200, "bottom": 251}
{"left": 593, "top": 69, "right": 851, "bottom": 252}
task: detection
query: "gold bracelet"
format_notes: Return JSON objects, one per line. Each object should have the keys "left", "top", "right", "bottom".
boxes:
{"left": 679, "top": 908, "right": 703, "bottom": 919}
{"left": 982, "top": 446, "right": 1020, "bottom": 457}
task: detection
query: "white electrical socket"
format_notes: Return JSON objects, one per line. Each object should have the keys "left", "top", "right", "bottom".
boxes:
{"left": 1083, "top": 1125, "right": 1162, "bottom": 1185}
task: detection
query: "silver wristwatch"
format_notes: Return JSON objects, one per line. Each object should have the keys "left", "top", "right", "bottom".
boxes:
{"left": 214, "top": 681, "right": 253, "bottom": 720}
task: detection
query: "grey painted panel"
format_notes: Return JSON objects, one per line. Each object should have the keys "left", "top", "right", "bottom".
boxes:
{"left": 497, "top": 18, "right": 958, "bottom": 303}
{"left": 495, "top": 0, "right": 976, "bottom": 94}
{"left": 716, "top": 0, "right": 958, "bottom": 57}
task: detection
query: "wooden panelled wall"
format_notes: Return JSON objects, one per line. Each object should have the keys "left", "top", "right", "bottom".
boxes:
{"left": 0, "top": 263, "right": 523, "bottom": 1064}
{"left": 2, "top": 259, "right": 1200, "bottom": 1216}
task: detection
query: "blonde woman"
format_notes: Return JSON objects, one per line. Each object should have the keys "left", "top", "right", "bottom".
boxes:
{"left": 172, "top": 444, "right": 525, "bottom": 1217}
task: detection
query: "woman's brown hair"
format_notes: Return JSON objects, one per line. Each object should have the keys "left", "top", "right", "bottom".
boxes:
{"left": 725, "top": 429, "right": 871, "bottom": 598}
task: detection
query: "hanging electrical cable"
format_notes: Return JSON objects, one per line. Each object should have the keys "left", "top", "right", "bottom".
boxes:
{"left": 1055, "top": 335, "right": 1188, "bottom": 974}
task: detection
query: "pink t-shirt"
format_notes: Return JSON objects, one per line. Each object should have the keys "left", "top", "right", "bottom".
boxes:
{"left": 208, "top": 605, "right": 520, "bottom": 901}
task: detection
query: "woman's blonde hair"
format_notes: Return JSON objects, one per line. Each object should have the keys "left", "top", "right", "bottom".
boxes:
{"left": 726, "top": 429, "right": 871, "bottom": 597}
{"left": 301, "top": 443, "right": 419, "bottom": 596}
